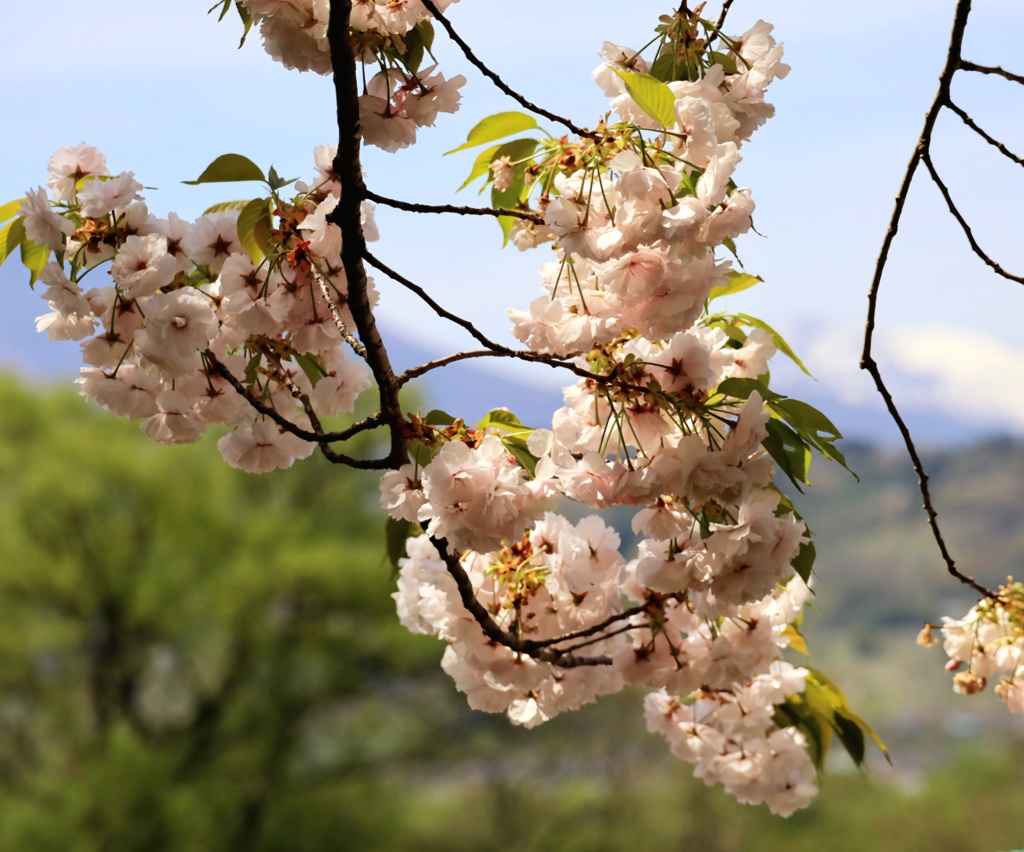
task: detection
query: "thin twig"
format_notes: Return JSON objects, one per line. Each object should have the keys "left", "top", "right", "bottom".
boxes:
{"left": 267, "top": 357, "right": 392, "bottom": 470}
{"left": 309, "top": 264, "right": 368, "bottom": 358}
{"left": 420, "top": 0, "right": 599, "bottom": 141}
{"left": 430, "top": 535, "right": 610, "bottom": 668}
{"left": 945, "top": 99, "right": 1024, "bottom": 168}
{"left": 366, "top": 191, "right": 545, "bottom": 224}
{"left": 921, "top": 151, "right": 1024, "bottom": 284}
{"left": 204, "top": 350, "right": 385, "bottom": 444}
{"left": 363, "top": 249, "right": 601, "bottom": 383}
{"left": 960, "top": 60, "right": 1024, "bottom": 86}
{"left": 861, "top": 0, "right": 999, "bottom": 601}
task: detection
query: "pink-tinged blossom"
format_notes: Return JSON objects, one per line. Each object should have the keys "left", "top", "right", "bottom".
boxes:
{"left": 46, "top": 143, "right": 108, "bottom": 203}
{"left": 418, "top": 435, "right": 548, "bottom": 553}
{"left": 111, "top": 234, "right": 178, "bottom": 299}
{"left": 20, "top": 188, "right": 75, "bottom": 251}
{"left": 78, "top": 366, "right": 162, "bottom": 420}
{"left": 140, "top": 390, "right": 205, "bottom": 445}
{"left": 134, "top": 289, "right": 219, "bottom": 377}
{"left": 77, "top": 172, "right": 144, "bottom": 218}
{"left": 218, "top": 418, "right": 317, "bottom": 473}
{"left": 184, "top": 211, "right": 242, "bottom": 274}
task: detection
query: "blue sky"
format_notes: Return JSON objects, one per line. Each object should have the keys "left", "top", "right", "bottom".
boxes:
{"left": 2, "top": 1, "right": 1024, "bottom": 440}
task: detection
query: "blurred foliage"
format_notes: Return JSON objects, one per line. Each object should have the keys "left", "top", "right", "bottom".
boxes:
{"left": 2, "top": 375, "right": 1024, "bottom": 850}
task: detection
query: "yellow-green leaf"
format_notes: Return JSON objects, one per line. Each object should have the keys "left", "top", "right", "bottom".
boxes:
{"left": 708, "top": 271, "right": 762, "bottom": 302}
{"left": 0, "top": 198, "right": 26, "bottom": 224}
{"left": 0, "top": 217, "right": 26, "bottom": 267}
{"left": 782, "top": 624, "right": 809, "bottom": 656}
{"left": 20, "top": 238, "right": 50, "bottom": 285}
{"left": 446, "top": 111, "right": 540, "bottom": 155}
{"left": 236, "top": 198, "right": 273, "bottom": 264}
{"left": 183, "top": 154, "right": 266, "bottom": 185}
{"left": 611, "top": 67, "right": 677, "bottom": 128}
{"left": 203, "top": 199, "right": 251, "bottom": 215}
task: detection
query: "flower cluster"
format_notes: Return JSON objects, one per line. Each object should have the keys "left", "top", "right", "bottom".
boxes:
{"left": 927, "top": 579, "right": 1024, "bottom": 712}
{"left": 380, "top": 13, "right": 867, "bottom": 812}
{"left": 25, "top": 142, "right": 372, "bottom": 471}
{"left": 240, "top": 0, "right": 467, "bottom": 151}
{"left": 8, "top": 5, "right": 878, "bottom": 816}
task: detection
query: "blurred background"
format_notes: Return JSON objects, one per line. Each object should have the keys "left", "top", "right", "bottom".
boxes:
{"left": 2, "top": 2, "right": 1024, "bottom": 849}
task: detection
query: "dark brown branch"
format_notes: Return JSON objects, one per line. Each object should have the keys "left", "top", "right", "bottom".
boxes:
{"left": 328, "top": 0, "right": 407, "bottom": 470}
{"left": 204, "top": 350, "right": 385, "bottom": 445}
{"left": 419, "top": 0, "right": 599, "bottom": 141}
{"left": 268, "top": 358, "right": 392, "bottom": 470}
{"left": 945, "top": 100, "right": 1024, "bottom": 168}
{"left": 960, "top": 60, "right": 1024, "bottom": 86}
{"left": 717, "top": 0, "right": 735, "bottom": 29}
{"left": 921, "top": 151, "right": 1024, "bottom": 284}
{"left": 366, "top": 190, "right": 545, "bottom": 224}
{"left": 362, "top": 250, "right": 600, "bottom": 383}
{"left": 430, "top": 535, "right": 611, "bottom": 668}
{"left": 861, "top": 0, "right": 999, "bottom": 601}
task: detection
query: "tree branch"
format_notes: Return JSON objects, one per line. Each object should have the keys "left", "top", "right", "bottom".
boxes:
{"left": 945, "top": 99, "right": 1024, "bottom": 168}
{"left": 204, "top": 350, "right": 385, "bottom": 445}
{"left": 309, "top": 264, "right": 368, "bottom": 359}
{"left": 420, "top": 0, "right": 599, "bottom": 140}
{"left": 959, "top": 60, "right": 1024, "bottom": 85}
{"left": 861, "top": 0, "right": 1000, "bottom": 601}
{"left": 327, "top": 0, "right": 407, "bottom": 470}
{"left": 921, "top": 150, "right": 1024, "bottom": 284}
{"left": 362, "top": 250, "right": 601, "bottom": 383}
{"left": 430, "top": 535, "right": 612, "bottom": 668}
{"left": 365, "top": 190, "right": 545, "bottom": 224}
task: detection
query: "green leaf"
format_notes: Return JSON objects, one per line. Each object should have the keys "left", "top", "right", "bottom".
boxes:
{"left": 235, "top": 0, "right": 253, "bottom": 48}
{"left": 460, "top": 137, "right": 539, "bottom": 193}
{"left": 764, "top": 418, "right": 811, "bottom": 491}
{"left": 792, "top": 538, "right": 816, "bottom": 584}
{"left": 243, "top": 352, "right": 262, "bottom": 385}
{"left": 20, "top": 239, "right": 50, "bottom": 285}
{"left": 295, "top": 353, "right": 327, "bottom": 388}
{"left": 478, "top": 409, "right": 533, "bottom": 434}
{"left": 611, "top": 67, "right": 677, "bottom": 128}
{"left": 183, "top": 154, "right": 266, "bottom": 185}
{"left": 501, "top": 433, "right": 539, "bottom": 476}
{"left": 418, "top": 19, "right": 435, "bottom": 52}
{"left": 0, "top": 198, "right": 26, "bottom": 224}
{"left": 385, "top": 516, "right": 416, "bottom": 574}
{"left": 833, "top": 713, "right": 866, "bottom": 766}
{"left": 732, "top": 313, "right": 811, "bottom": 376}
{"left": 266, "top": 165, "right": 297, "bottom": 192}
{"left": 203, "top": 200, "right": 251, "bottom": 215}
{"left": 458, "top": 145, "right": 502, "bottom": 192}
{"left": 0, "top": 217, "right": 26, "bottom": 268}
{"left": 714, "top": 376, "right": 782, "bottom": 403}
{"left": 236, "top": 198, "right": 273, "bottom": 264}
{"left": 409, "top": 440, "right": 434, "bottom": 467}
{"left": 709, "top": 51, "right": 738, "bottom": 75}
{"left": 446, "top": 112, "right": 540, "bottom": 155}
{"left": 424, "top": 409, "right": 457, "bottom": 426}
{"left": 708, "top": 271, "right": 762, "bottom": 302}
{"left": 400, "top": 23, "right": 426, "bottom": 74}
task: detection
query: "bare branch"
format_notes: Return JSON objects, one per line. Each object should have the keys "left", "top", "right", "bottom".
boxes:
{"left": 945, "top": 99, "right": 1024, "bottom": 168}
{"left": 921, "top": 151, "right": 1024, "bottom": 284}
{"left": 960, "top": 60, "right": 1024, "bottom": 86}
{"left": 362, "top": 250, "right": 600, "bottom": 383}
{"left": 420, "top": 0, "right": 600, "bottom": 141}
{"left": 862, "top": 0, "right": 1000, "bottom": 600}
{"left": 366, "top": 190, "right": 545, "bottom": 224}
